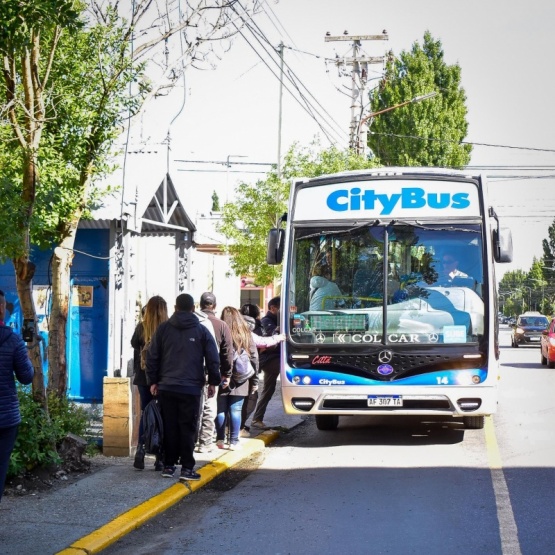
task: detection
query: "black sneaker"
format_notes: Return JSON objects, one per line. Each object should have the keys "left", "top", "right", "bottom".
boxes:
{"left": 161, "top": 466, "right": 176, "bottom": 478}
{"left": 179, "top": 468, "right": 201, "bottom": 482}
{"left": 154, "top": 459, "right": 164, "bottom": 472}
{"left": 133, "top": 445, "right": 145, "bottom": 470}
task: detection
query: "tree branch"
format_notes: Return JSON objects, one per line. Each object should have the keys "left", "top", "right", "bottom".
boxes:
{"left": 40, "top": 26, "right": 63, "bottom": 97}
{"left": 3, "top": 55, "right": 28, "bottom": 150}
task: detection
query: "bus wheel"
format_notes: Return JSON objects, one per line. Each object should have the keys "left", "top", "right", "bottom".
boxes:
{"left": 315, "top": 415, "right": 339, "bottom": 430}
{"left": 463, "top": 415, "right": 484, "bottom": 429}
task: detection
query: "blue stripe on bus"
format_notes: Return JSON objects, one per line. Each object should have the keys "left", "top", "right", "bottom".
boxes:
{"left": 285, "top": 368, "right": 488, "bottom": 386}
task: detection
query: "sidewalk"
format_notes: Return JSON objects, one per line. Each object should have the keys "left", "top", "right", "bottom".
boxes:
{"left": 0, "top": 380, "right": 305, "bottom": 555}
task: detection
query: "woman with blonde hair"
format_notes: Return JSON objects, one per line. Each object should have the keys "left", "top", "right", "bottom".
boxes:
{"left": 131, "top": 295, "right": 168, "bottom": 469}
{"left": 217, "top": 306, "right": 259, "bottom": 450}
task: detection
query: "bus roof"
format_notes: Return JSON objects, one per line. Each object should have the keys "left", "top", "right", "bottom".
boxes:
{"left": 294, "top": 167, "right": 481, "bottom": 184}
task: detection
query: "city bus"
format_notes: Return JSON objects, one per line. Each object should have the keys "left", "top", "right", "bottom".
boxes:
{"left": 266, "top": 168, "right": 513, "bottom": 431}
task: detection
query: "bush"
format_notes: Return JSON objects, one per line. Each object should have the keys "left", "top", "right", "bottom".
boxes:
{"left": 8, "top": 389, "right": 94, "bottom": 477}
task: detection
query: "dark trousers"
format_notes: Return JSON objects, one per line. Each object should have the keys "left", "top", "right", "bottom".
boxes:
{"left": 136, "top": 384, "right": 153, "bottom": 446}
{"left": 0, "top": 425, "right": 18, "bottom": 502}
{"left": 252, "top": 357, "right": 280, "bottom": 423}
{"left": 158, "top": 391, "right": 200, "bottom": 470}
{"left": 241, "top": 390, "right": 258, "bottom": 428}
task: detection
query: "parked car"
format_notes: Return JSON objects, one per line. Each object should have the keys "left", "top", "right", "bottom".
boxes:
{"left": 511, "top": 312, "right": 549, "bottom": 347}
{"left": 540, "top": 318, "right": 555, "bottom": 368}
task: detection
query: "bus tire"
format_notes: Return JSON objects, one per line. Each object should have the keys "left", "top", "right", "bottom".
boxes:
{"left": 463, "top": 415, "right": 484, "bottom": 429}
{"left": 315, "top": 414, "right": 339, "bottom": 430}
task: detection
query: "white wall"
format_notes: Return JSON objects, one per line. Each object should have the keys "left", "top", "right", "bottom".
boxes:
{"left": 188, "top": 250, "right": 241, "bottom": 311}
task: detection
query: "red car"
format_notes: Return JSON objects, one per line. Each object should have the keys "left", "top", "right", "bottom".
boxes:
{"left": 540, "top": 318, "right": 555, "bottom": 368}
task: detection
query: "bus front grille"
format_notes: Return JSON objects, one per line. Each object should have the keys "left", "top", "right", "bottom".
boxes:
{"left": 311, "top": 352, "right": 483, "bottom": 381}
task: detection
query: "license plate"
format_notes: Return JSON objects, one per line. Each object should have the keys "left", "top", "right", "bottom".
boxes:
{"left": 529, "top": 337, "right": 540, "bottom": 341}
{"left": 367, "top": 395, "right": 403, "bottom": 407}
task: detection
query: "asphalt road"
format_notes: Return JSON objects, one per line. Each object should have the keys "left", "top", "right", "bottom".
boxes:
{"left": 104, "top": 326, "right": 555, "bottom": 555}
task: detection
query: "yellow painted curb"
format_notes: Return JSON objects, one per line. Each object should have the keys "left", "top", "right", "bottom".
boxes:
{"left": 56, "top": 429, "right": 280, "bottom": 555}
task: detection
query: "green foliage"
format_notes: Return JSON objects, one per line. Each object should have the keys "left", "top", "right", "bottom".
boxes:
{"left": 212, "top": 191, "right": 221, "bottom": 212}
{"left": 368, "top": 31, "right": 472, "bottom": 168}
{"left": 499, "top": 260, "right": 555, "bottom": 316}
{"left": 0, "top": 3, "right": 147, "bottom": 254}
{"left": 9, "top": 390, "right": 94, "bottom": 477}
{"left": 542, "top": 218, "right": 555, "bottom": 281}
{"left": 0, "top": 0, "right": 83, "bottom": 52}
{"left": 218, "top": 144, "right": 378, "bottom": 285}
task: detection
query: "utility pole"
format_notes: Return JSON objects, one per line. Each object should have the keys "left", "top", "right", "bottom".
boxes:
{"left": 325, "top": 32, "right": 388, "bottom": 154}
{"left": 277, "top": 42, "right": 285, "bottom": 179}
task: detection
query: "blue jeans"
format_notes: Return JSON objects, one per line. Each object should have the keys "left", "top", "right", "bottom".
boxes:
{"left": 0, "top": 425, "right": 19, "bottom": 502}
{"left": 216, "top": 396, "right": 245, "bottom": 445}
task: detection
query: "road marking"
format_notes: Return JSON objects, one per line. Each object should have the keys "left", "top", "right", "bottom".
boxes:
{"left": 484, "top": 415, "right": 522, "bottom": 555}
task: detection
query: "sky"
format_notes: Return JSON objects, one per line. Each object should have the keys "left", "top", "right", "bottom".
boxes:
{"left": 130, "top": 0, "right": 555, "bottom": 279}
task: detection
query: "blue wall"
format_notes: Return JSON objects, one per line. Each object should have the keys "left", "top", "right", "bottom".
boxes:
{"left": 0, "top": 229, "right": 110, "bottom": 402}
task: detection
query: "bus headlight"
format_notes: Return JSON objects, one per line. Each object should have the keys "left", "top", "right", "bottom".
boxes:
{"left": 457, "top": 398, "right": 482, "bottom": 411}
{"left": 292, "top": 398, "right": 315, "bottom": 411}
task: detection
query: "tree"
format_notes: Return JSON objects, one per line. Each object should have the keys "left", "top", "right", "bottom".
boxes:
{"left": 499, "top": 269, "right": 528, "bottom": 315}
{"left": 367, "top": 31, "right": 472, "bottom": 168}
{"left": 0, "top": 0, "right": 84, "bottom": 404}
{"left": 218, "top": 144, "right": 378, "bottom": 285}
{"left": 525, "top": 258, "right": 547, "bottom": 312}
{"left": 541, "top": 218, "right": 555, "bottom": 314}
{"left": 0, "top": 0, "right": 260, "bottom": 401}
{"left": 211, "top": 191, "right": 221, "bottom": 212}
{"left": 541, "top": 218, "right": 555, "bottom": 279}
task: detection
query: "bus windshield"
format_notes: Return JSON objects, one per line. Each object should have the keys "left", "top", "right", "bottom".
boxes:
{"left": 290, "top": 222, "right": 485, "bottom": 346}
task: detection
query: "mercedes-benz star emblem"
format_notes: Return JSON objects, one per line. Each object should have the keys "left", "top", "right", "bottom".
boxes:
{"left": 378, "top": 350, "right": 393, "bottom": 363}
{"left": 428, "top": 333, "right": 439, "bottom": 343}
{"left": 316, "top": 333, "right": 325, "bottom": 344}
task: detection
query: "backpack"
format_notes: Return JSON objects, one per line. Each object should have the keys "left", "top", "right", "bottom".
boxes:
{"left": 232, "top": 348, "right": 255, "bottom": 384}
{"left": 142, "top": 398, "right": 164, "bottom": 455}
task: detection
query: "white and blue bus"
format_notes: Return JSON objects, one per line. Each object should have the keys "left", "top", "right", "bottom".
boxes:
{"left": 267, "top": 168, "right": 513, "bottom": 431}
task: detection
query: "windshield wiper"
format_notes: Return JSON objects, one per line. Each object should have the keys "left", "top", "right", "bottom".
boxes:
{"left": 299, "top": 220, "right": 383, "bottom": 240}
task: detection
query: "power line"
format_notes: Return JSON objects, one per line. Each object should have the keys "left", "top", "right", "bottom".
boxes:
{"left": 488, "top": 175, "right": 555, "bottom": 181}
{"left": 370, "top": 131, "right": 555, "bottom": 153}
{"left": 174, "top": 159, "right": 274, "bottom": 166}
{"left": 259, "top": 0, "right": 297, "bottom": 48}
{"left": 233, "top": 2, "right": 347, "bottom": 145}
{"left": 176, "top": 169, "right": 268, "bottom": 174}
{"left": 243, "top": 21, "right": 345, "bottom": 144}
{"left": 228, "top": 14, "right": 336, "bottom": 143}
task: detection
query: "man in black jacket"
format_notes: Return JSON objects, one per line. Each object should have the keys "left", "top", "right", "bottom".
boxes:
{"left": 146, "top": 294, "right": 220, "bottom": 482}
{"left": 251, "top": 296, "right": 281, "bottom": 429}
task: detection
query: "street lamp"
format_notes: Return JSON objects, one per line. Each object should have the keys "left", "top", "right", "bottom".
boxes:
{"left": 356, "top": 91, "right": 438, "bottom": 155}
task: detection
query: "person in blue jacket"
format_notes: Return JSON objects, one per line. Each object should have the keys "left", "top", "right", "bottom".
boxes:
{"left": 0, "top": 290, "right": 34, "bottom": 502}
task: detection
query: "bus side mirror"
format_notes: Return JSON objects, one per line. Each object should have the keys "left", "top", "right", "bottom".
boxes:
{"left": 267, "top": 228, "right": 285, "bottom": 265}
{"left": 493, "top": 227, "right": 513, "bottom": 263}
